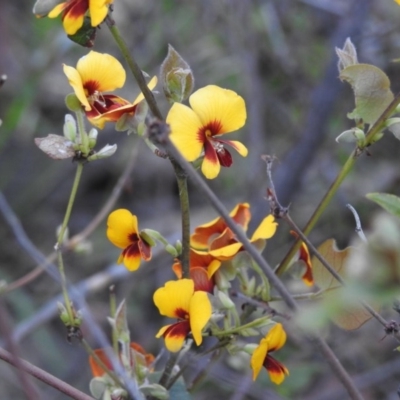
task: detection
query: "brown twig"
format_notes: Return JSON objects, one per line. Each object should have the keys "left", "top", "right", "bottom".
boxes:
{"left": 0, "top": 300, "right": 41, "bottom": 399}
{"left": 0, "top": 346, "right": 94, "bottom": 400}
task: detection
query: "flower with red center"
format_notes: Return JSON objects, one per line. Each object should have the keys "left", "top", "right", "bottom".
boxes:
{"left": 209, "top": 215, "right": 278, "bottom": 261}
{"left": 251, "top": 323, "right": 289, "bottom": 385}
{"left": 191, "top": 203, "right": 251, "bottom": 249}
{"left": 290, "top": 231, "right": 313, "bottom": 286}
{"left": 172, "top": 249, "right": 221, "bottom": 293}
{"left": 167, "top": 85, "right": 248, "bottom": 179}
{"left": 63, "top": 51, "right": 157, "bottom": 129}
{"left": 89, "top": 342, "right": 154, "bottom": 377}
{"left": 47, "top": 0, "right": 113, "bottom": 35}
{"left": 106, "top": 209, "right": 153, "bottom": 271}
{"left": 153, "top": 279, "right": 212, "bottom": 352}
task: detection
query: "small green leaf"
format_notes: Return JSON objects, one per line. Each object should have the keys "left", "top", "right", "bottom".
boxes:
{"left": 340, "top": 64, "right": 394, "bottom": 125}
{"left": 67, "top": 17, "right": 97, "bottom": 48}
{"left": 160, "top": 45, "right": 194, "bottom": 103}
{"left": 109, "top": 299, "right": 130, "bottom": 344}
{"left": 335, "top": 37, "right": 358, "bottom": 71}
{"left": 366, "top": 192, "right": 400, "bottom": 218}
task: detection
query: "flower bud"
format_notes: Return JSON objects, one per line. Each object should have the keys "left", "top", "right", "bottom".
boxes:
{"left": 160, "top": 45, "right": 194, "bottom": 103}
{"left": 335, "top": 128, "right": 365, "bottom": 145}
{"left": 217, "top": 291, "right": 235, "bottom": 309}
{"left": 58, "top": 302, "right": 70, "bottom": 325}
{"left": 63, "top": 114, "right": 77, "bottom": 141}
{"left": 88, "top": 128, "right": 98, "bottom": 148}
{"left": 243, "top": 343, "right": 258, "bottom": 355}
{"left": 87, "top": 144, "right": 117, "bottom": 161}
{"left": 65, "top": 93, "right": 82, "bottom": 112}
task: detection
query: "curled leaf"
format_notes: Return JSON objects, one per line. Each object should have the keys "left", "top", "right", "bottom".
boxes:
{"left": 312, "top": 239, "right": 372, "bottom": 330}
{"left": 35, "top": 134, "right": 75, "bottom": 160}
{"left": 340, "top": 64, "right": 394, "bottom": 125}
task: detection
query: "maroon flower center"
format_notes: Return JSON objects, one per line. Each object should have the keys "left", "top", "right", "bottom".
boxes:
{"left": 175, "top": 307, "right": 189, "bottom": 320}
{"left": 198, "top": 120, "right": 223, "bottom": 141}
{"left": 62, "top": 0, "right": 89, "bottom": 21}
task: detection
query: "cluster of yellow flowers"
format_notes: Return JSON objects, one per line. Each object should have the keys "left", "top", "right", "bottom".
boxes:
{"left": 37, "top": 0, "right": 298, "bottom": 387}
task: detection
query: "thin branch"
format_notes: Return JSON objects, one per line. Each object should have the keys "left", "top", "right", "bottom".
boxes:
{"left": 346, "top": 204, "right": 367, "bottom": 242}
{"left": 0, "top": 300, "right": 41, "bottom": 399}
{"left": 283, "top": 213, "right": 389, "bottom": 329}
{"left": 0, "top": 346, "right": 94, "bottom": 400}
{"left": 147, "top": 131, "right": 364, "bottom": 400}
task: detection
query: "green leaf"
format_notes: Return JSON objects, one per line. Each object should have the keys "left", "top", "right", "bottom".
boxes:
{"left": 148, "top": 372, "right": 192, "bottom": 400}
{"left": 160, "top": 45, "right": 194, "bottom": 103}
{"left": 366, "top": 192, "right": 400, "bottom": 218}
{"left": 67, "top": 17, "right": 97, "bottom": 48}
{"left": 340, "top": 64, "right": 394, "bottom": 125}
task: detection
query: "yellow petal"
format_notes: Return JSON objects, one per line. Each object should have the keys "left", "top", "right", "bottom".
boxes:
{"left": 267, "top": 323, "right": 287, "bottom": 352}
{"left": 132, "top": 76, "right": 158, "bottom": 105}
{"left": 76, "top": 51, "right": 126, "bottom": 93}
{"left": 207, "top": 259, "right": 222, "bottom": 279}
{"left": 63, "top": 9, "right": 85, "bottom": 35}
{"left": 209, "top": 242, "right": 242, "bottom": 261}
{"left": 48, "top": 3, "right": 66, "bottom": 18}
{"left": 63, "top": 64, "right": 90, "bottom": 110}
{"left": 190, "top": 203, "right": 250, "bottom": 249}
{"left": 155, "top": 325, "right": 171, "bottom": 339}
{"left": 167, "top": 102, "right": 204, "bottom": 161}
{"left": 153, "top": 279, "right": 194, "bottom": 318}
{"left": 223, "top": 139, "right": 248, "bottom": 157}
{"left": 201, "top": 144, "right": 220, "bottom": 179}
{"left": 107, "top": 209, "right": 139, "bottom": 249}
{"left": 89, "top": 0, "right": 110, "bottom": 27}
{"left": 189, "top": 291, "right": 212, "bottom": 346}
{"left": 121, "top": 251, "right": 141, "bottom": 271}
{"left": 251, "top": 215, "right": 278, "bottom": 241}
{"left": 251, "top": 337, "right": 269, "bottom": 381}
{"left": 267, "top": 358, "right": 289, "bottom": 385}
{"left": 161, "top": 321, "right": 190, "bottom": 352}
{"left": 189, "top": 85, "right": 246, "bottom": 134}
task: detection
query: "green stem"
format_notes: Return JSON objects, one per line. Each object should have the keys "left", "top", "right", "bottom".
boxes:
{"left": 109, "top": 285, "right": 119, "bottom": 356}
{"left": 276, "top": 91, "right": 400, "bottom": 276}
{"left": 158, "top": 351, "right": 180, "bottom": 388}
{"left": 81, "top": 339, "right": 125, "bottom": 388}
{"left": 106, "top": 16, "right": 191, "bottom": 276}
{"left": 171, "top": 160, "right": 190, "bottom": 277}
{"left": 56, "top": 162, "right": 84, "bottom": 325}
{"left": 105, "top": 16, "right": 162, "bottom": 120}
{"left": 213, "top": 316, "right": 270, "bottom": 337}
{"left": 57, "top": 162, "right": 84, "bottom": 248}
{"left": 75, "top": 110, "right": 89, "bottom": 155}
{"left": 57, "top": 252, "right": 75, "bottom": 324}
{"left": 275, "top": 151, "right": 356, "bottom": 276}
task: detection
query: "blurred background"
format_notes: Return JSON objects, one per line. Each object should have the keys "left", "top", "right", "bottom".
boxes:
{"left": 1, "top": 0, "right": 400, "bottom": 398}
